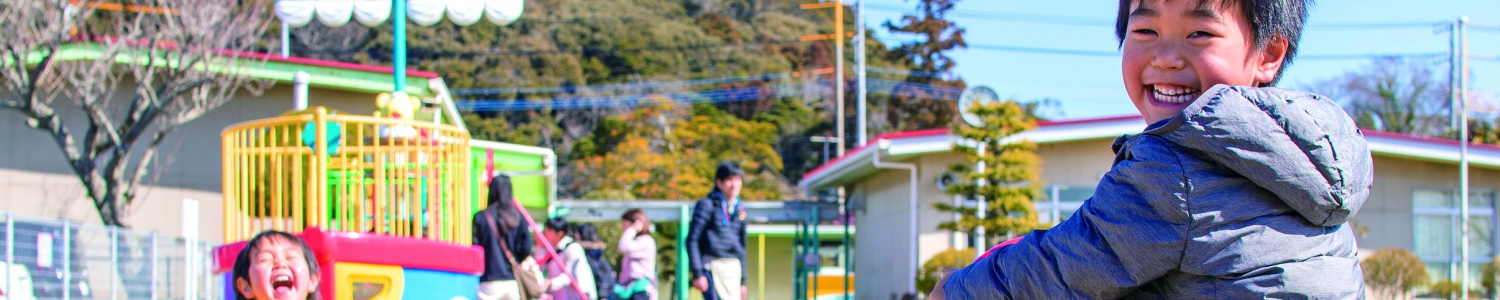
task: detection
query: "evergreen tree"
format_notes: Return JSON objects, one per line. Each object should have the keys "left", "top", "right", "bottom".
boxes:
{"left": 936, "top": 100, "right": 1042, "bottom": 244}
{"left": 882, "top": 0, "right": 966, "bottom": 131}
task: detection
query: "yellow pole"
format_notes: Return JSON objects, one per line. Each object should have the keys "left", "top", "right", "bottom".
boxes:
{"left": 222, "top": 130, "right": 233, "bottom": 241}
{"left": 759, "top": 233, "right": 765, "bottom": 300}
{"left": 314, "top": 107, "right": 328, "bottom": 232}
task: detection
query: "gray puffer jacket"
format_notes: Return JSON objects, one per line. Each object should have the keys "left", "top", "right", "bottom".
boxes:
{"left": 942, "top": 85, "right": 1372, "bottom": 299}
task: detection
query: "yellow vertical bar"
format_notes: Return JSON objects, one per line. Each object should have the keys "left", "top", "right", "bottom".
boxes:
{"left": 357, "top": 122, "right": 367, "bottom": 233}
{"left": 296, "top": 124, "right": 307, "bottom": 232}
{"left": 281, "top": 125, "right": 292, "bottom": 231}
{"left": 406, "top": 131, "right": 414, "bottom": 239}
{"left": 409, "top": 132, "right": 417, "bottom": 239}
{"left": 223, "top": 130, "right": 233, "bottom": 241}
{"left": 239, "top": 130, "right": 249, "bottom": 240}
{"left": 239, "top": 130, "right": 250, "bottom": 240}
{"left": 314, "top": 108, "right": 328, "bottom": 233}
{"left": 398, "top": 132, "right": 407, "bottom": 238}
{"left": 263, "top": 127, "right": 276, "bottom": 232}
{"left": 287, "top": 124, "right": 298, "bottom": 231}
{"left": 759, "top": 233, "right": 766, "bottom": 300}
{"left": 375, "top": 131, "right": 386, "bottom": 236}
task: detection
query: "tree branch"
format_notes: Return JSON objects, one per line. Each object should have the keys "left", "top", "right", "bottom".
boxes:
{"left": 123, "top": 127, "right": 174, "bottom": 204}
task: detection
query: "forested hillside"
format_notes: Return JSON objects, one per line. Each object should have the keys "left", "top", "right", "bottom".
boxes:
{"left": 270, "top": 0, "right": 969, "bottom": 200}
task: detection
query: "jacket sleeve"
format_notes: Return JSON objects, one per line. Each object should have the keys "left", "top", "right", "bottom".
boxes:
{"left": 941, "top": 137, "right": 1192, "bottom": 299}
{"left": 686, "top": 198, "right": 712, "bottom": 280}
{"left": 618, "top": 229, "right": 655, "bottom": 259}
{"left": 547, "top": 247, "right": 573, "bottom": 292}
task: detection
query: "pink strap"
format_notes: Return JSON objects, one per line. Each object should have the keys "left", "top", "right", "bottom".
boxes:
{"left": 486, "top": 149, "right": 495, "bottom": 184}
{"left": 975, "top": 236, "right": 1024, "bottom": 263}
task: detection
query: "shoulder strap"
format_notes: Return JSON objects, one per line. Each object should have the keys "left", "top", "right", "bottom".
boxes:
{"left": 486, "top": 211, "right": 522, "bottom": 266}
{"left": 555, "top": 240, "right": 574, "bottom": 255}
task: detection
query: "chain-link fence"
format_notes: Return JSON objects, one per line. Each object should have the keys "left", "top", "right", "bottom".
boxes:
{"left": 1, "top": 212, "right": 219, "bottom": 300}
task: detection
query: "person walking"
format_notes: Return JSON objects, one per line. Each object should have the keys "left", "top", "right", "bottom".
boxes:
{"left": 686, "top": 161, "right": 749, "bottom": 300}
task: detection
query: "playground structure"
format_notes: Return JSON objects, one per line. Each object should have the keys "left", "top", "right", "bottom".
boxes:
{"left": 210, "top": 104, "right": 850, "bottom": 300}
{"left": 212, "top": 100, "right": 566, "bottom": 300}
{"left": 216, "top": 105, "right": 482, "bottom": 300}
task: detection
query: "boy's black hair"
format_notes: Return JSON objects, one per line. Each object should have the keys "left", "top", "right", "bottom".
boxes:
{"left": 545, "top": 217, "right": 570, "bottom": 232}
{"left": 1115, "top": 0, "right": 1312, "bottom": 86}
{"left": 714, "top": 160, "right": 744, "bottom": 181}
{"left": 232, "top": 230, "right": 321, "bottom": 300}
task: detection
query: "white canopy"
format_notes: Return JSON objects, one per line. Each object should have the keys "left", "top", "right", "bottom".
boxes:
{"left": 275, "top": 0, "right": 523, "bottom": 27}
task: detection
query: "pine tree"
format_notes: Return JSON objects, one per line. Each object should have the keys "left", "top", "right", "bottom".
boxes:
{"left": 936, "top": 100, "right": 1042, "bottom": 245}
{"left": 882, "top": 0, "right": 966, "bottom": 131}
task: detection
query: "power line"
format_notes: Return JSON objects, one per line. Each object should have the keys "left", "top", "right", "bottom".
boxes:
{"left": 964, "top": 43, "right": 1449, "bottom": 60}
{"left": 967, "top": 44, "right": 1119, "bottom": 57}
{"left": 453, "top": 73, "right": 794, "bottom": 95}
{"left": 455, "top": 77, "right": 976, "bottom": 111}
{"left": 399, "top": 37, "right": 810, "bottom": 58}
{"left": 866, "top": 4, "right": 1110, "bottom": 27}
{"left": 867, "top": 4, "right": 1444, "bottom": 30}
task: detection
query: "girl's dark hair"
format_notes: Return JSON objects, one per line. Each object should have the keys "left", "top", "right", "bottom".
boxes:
{"left": 622, "top": 209, "right": 652, "bottom": 235}
{"left": 232, "top": 230, "right": 321, "bottom": 300}
{"left": 1114, "top": 0, "right": 1311, "bottom": 86}
{"left": 572, "top": 223, "right": 602, "bottom": 243}
{"left": 486, "top": 174, "right": 522, "bottom": 232}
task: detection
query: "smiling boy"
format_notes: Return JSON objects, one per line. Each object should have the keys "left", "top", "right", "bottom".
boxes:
{"left": 936, "top": 0, "right": 1372, "bottom": 298}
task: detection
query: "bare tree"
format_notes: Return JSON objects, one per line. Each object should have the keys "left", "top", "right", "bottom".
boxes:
{"left": 1302, "top": 56, "right": 1451, "bottom": 137}
{"left": 0, "top": 0, "right": 274, "bottom": 227}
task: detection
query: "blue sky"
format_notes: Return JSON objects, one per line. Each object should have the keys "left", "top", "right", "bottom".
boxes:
{"left": 860, "top": 0, "right": 1500, "bottom": 120}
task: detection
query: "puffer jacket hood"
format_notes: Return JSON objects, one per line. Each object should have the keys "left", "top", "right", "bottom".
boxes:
{"left": 941, "top": 85, "right": 1370, "bottom": 299}
{"left": 1148, "top": 84, "right": 1372, "bottom": 227}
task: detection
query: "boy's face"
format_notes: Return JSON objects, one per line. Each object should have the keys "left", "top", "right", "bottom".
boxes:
{"left": 715, "top": 175, "right": 743, "bottom": 199}
{"left": 544, "top": 228, "right": 565, "bottom": 245}
{"left": 1121, "top": 0, "right": 1288, "bottom": 124}
{"left": 236, "top": 238, "right": 319, "bottom": 300}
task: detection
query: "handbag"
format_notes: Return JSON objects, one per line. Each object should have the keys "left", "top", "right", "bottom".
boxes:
{"left": 487, "top": 211, "right": 546, "bottom": 299}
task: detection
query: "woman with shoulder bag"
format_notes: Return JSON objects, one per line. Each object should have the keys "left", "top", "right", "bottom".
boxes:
{"left": 474, "top": 175, "right": 546, "bottom": 300}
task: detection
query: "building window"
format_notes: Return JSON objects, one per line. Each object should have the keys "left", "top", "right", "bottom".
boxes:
{"left": 1413, "top": 188, "right": 1498, "bottom": 286}
{"left": 1036, "top": 185, "right": 1093, "bottom": 225}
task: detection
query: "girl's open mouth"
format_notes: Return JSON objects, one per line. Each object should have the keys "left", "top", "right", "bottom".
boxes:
{"left": 271, "top": 274, "right": 296, "bottom": 295}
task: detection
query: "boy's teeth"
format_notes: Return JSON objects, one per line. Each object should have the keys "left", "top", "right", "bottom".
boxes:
{"left": 1151, "top": 85, "right": 1199, "bottom": 96}
{"left": 1150, "top": 84, "right": 1200, "bottom": 104}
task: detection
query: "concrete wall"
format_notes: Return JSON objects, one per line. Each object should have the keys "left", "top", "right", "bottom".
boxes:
{"left": 850, "top": 166, "right": 919, "bottom": 300}
{"left": 843, "top": 137, "right": 1123, "bottom": 299}
{"left": 1354, "top": 154, "right": 1500, "bottom": 252}
{"left": 0, "top": 80, "right": 380, "bottom": 243}
{"left": 1035, "top": 138, "right": 1117, "bottom": 188}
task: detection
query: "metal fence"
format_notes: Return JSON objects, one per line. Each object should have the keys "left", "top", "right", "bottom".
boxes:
{"left": 0, "top": 212, "right": 219, "bottom": 300}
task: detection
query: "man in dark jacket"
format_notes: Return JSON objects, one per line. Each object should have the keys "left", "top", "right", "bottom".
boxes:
{"left": 687, "top": 161, "right": 749, "bottom": 300}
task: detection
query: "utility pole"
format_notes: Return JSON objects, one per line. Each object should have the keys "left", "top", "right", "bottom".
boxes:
{"left": 801, "top": 0, "right": 846, "bottom": 157}
{"left": 1457, "top": 15, "right": 1472, "bottom": 300}
{"left": 850, "top": 2, "right": 865, "bottom": 298}
{"left": 801, "top": 4, "right": 852, "bottom": 299}
{"left": 856, "top": 0, "right": 867, "bottom": 147}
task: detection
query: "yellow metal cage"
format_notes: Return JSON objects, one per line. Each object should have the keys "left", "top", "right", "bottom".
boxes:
{"left": 221, "top": 107, "right": 472, "bottom": 244}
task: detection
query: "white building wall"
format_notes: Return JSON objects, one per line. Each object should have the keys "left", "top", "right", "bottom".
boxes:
{"left": 851, "top": 168, "right": 918, "bottom": 300}
{"left": 1, "top": 81, "right": 381, "bottom": 242}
